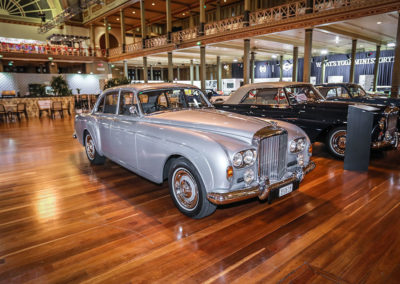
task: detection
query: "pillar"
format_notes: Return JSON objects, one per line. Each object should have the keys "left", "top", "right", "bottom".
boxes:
{"left": 48, "top": 62, "right": 58, "bottom": 74}
{"left": 195, "top": 64, "right": 200, "bottom": 81}
{"left": 123, "top": 60, "right": 128, "bottom": 78}
{"left": 90, "top": 24, "right": 96, "bottom": 55}
{"left": 120, "top": 9, "right": 126, "bottom": 53}
{"left": 0, "top": 61, "right": 4, "bottom": 72}
{"left": 217, "top": 56, "right": 222, "bottom": 91}
{"left": 279, "top": 55, "right": 283, "bottom": 82}
{"left": 391, "top": 12, "right": 400, "bottom": 98}
{"left": 199, "top": 0, "right": 205, "bottom": 34}
{"left": 292, "top": 46, "right": 298, "bottom": 82}
{"left": 303, "top": 28, "right": 313, "bottom": 83}
{"left": 244, "top": 0, "right": 251, "bottom": 25}
{"left": 216, "top": 0, "right": 221, "bottom": 21}
{"left": 243, "top": 39, "right": 250, "bottom": 85}
{"left": 140, "top": 0, "right": 146, "bottom": 47}
{"left": 200, "top": 45, "right": 206, "bottom": 91}
{"left": 189, "top": 11, "right": 195, "bottom": 28}
{"left": 168, "top": 52, "right": 173, "bottom": 82}
{"left": 143, "top": 56, "right": 148, "bottom": 83}
{"left": 190, "top": 60, "right": 194, "bottom": 85}
{"left": 349, "top": 39, "right": 357, "bottom": 83}
{"left": 166, "top": 0, "right": 172, "bottom": 41}
{"left": 135, "top": 67, "right": 139, "bottom": 80}
{"left": 177, "top": 66, "right": 180, "bottom": 80}
{"left": 104, "top": 17, "right": 110, "bottom": 56}
{"left": 250, "top": 51, "right": 255, "bottom": 83}
{"left": 160, "top": 67, "right": 164, "bottom": 81}
{"left": 150, "top": 65, "right": 154, "bottom": 81}
{"left": 373, "top": 45, "right": 381, "bottom": 92}
{"left": 321, "top": 58, "right": 326, "bottom": 84}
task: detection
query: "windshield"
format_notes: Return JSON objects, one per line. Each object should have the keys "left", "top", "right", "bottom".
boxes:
{"left": 348, "top": 85, "right": 367, "bottom": 97}
{"left": 284, "top": 85, "right": 324, "bottom": 104}
{"left": 138, "top": 88, "right": 211, "bottom": 115}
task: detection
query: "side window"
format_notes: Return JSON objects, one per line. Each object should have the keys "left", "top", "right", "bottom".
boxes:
{"left": 103, "top": 92, "right": 119, "bottom": 114}
{"left": 326, "top": 88, "right": 337, "bottom": 98}
{"left": 339, "top": 87, "right": 350, "bottom": 98}
{"left": 119, "top": 92, "right": 137, "bottom": 115}
{"left": 241, "top": 88, "right": 280, "bottom": 105}
{"left": 96, "top": 96, "right": 105, "bottom": 113}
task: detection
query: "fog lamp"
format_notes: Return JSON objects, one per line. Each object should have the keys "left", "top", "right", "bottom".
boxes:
{"left": 385, "top": 131, "right": 392, "bottom": 140}
{"left": 243, "top": 169, "right": 255, "bottom": 185}
{"left": 297, "top": 154, "right": 304, "bottom": 167}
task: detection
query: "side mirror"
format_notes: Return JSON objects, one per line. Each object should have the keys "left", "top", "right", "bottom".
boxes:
{"left": 129, "top": 106, "right": 138, "bottom": 116}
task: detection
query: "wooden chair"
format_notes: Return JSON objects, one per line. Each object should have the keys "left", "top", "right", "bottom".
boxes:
{"left": 38, "top": 100, "right": 51, "bottom": 118}
{"left": 51, "top": 101, "right": 63, "bottom": 119}
{"left": 0, "top": 104, "right": 7, "bottom": 122}
{"left": 12, "top": 103, "right": 28, "bottom": 120}
{"left": 62, "top": 101, "right": 71, "bottom": 116}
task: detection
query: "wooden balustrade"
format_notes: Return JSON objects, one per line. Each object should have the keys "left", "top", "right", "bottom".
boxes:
{"left": 313, "top": 0, "right": 352, "bottom": 12}
{"left": 204, "top": 15, "right": 245, "bottom": 36}
{"left": 126, "top": 42, "right": 142, "bottom": 53}
{"left": 171, "top": 27, "right": 199, "bottom": 43}
{"left": 144, "top": 35, "right": 168, "bottom": 49}
{"left": 250, "top": 0, "right": 307, "bottom": 25}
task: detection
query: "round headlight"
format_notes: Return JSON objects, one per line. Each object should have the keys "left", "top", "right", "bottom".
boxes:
{"left": 243, "top": 150, "right": 254, "bottom": 165}
{"left": 244, "top": 169, "right": 255, "bottom": 184}
{"left": 297, "top": 139, "right": 306, "bottom": 151}
{"left": 233, "top": 152, "right": 243, "bottom": 167}
{"left": 289, "top": 141, "right": 297, "bottom": 152}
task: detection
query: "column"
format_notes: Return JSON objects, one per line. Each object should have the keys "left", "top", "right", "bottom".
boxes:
{"left": 150, "top": 65, "right": 154, "bottom": 81}
{"left": 177, "top": 66, "right": 180, "bottom": 80}
{"left": 123, "top": 60, "right": 128, "bottom": 78}
{"left": 143, "top": 56, "right": 148, "bottom": 83}
{"left": 104, "top": 17, "right": 110, "bottom": 56}
{"left": 292, "top": 46, "right": 298, "bottom": 82}
{"left": 391, "top": 12, "right": 400, "bottom": 98}
{"left": 243, "top": 39, "right": 250, "bottom": 85}
{"left": 373, "top": 45, "right": 381, "bottom": 92}
{"left": 140, "top": 0, "right": 146, "bottom": 48}
{"left": 216, "top": 0, "right": 221, "bottom": 21}
{"left": 48, "top": 62, "right": 58, "bottom": 74}
{"left": 199, "top": 0, "right": 206, "bottom": 34}
{"left": 244, "top": 0, "right": 251, "bottom": 26}
{"left": 189, "top": 11, "right": 195, "bottom": 28}
{"left": 160, "top": 67, "right": 164, "bottom": 81}
{"left": 195, "top": 64, "right": 200, "bottom": 81}
{"left": 168, "top": 52, "right": 173, "bottom": 82}
{"left": 135, "top": 67, "right": 139, "bottom": 80}
{"left": 90, "top": 24, "right": 96, "bottom": 56}
{"left": 217, "top": 56, "right": 222, "bottom": 91}
{"left": 166, "top": 0, "right": 172, "bottom": 41}
{"left": 250, "top": 51, "right": 255, "bottom": 83}
{"left": 303, "top": 28, "right": 313, "bottom": 83}
{"left": 120, "top": 9, "right": 126, "bottom": 53}
{"left": 190, "top": 60, "right": 194, "bottom": 85}
{"left": 321, "top": 58, "right": 326, "bottom": 84}
{"left": 200, "top": 45, "right": 206, "bottom": 91}
{"left": 0, "top": 61, "right": 3, "bottom": 72}
{"left": 279, "top": 55, "right": 283, "bottom": 82}
{"left": 349, "top": 39, "right": 357, "bottom": 83}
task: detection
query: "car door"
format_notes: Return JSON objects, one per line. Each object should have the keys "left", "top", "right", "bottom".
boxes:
{"left": 95, "top": 90, "right": 119, "bottom": 158}
{"left": 109, "top": 89, "right": 139, "bottom": 169}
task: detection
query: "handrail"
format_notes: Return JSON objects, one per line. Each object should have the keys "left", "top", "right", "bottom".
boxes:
{"left": 171, "top": 26, "right": 199, "bottom": 43}
{"left": 204, "top": 15, "right": 245, "bottom": 36}
{"left": 108, "top": 46, "right": 122, "bottom": 57}
{"left": 250, "top": 0, "right": 307, "bottom": 25}
{"left": 145, "top": 35, "right": 168, "bottom": 49}
{"left": 126, "top": 42, "right": 142, "bottom": 53}
{"left": 313, "top": 0, "right": 352, "bottom": 12}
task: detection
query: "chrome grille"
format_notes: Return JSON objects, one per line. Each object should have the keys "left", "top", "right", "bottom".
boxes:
{"left": 259, "top": 133, "right": 288, "bottom": 181}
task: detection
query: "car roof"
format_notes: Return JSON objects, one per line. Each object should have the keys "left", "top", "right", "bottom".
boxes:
{"left": 104, "top": 82, "right": 200, "bottom": 93}
{"left": 315, "top": 83, "right": 360, "bottom": 87}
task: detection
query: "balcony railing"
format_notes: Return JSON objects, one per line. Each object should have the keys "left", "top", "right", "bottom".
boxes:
{"left": 250, "top": 0, "right": 307, "bottom": 25}
{"left": 313, "top": 0, "right": 351, "bottom": 12}
{"left": 0, "top": 43, "right": 105, "bottom": 57}
{"left": 126, "top": 42, "right": 142, "bottom": 53}
{"left": 109, "top": 46, "right": 122, "bottom": 57}
{"left": 171, "top": 27, "right": 199, "bottom": 43}
{"left": 145, "top": 35, "right": 168, "bottom": 49}
{"left": 204, "top": 15, "right": 245, "bottom": 36}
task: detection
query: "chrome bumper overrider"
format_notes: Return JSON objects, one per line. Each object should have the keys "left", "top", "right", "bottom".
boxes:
{"left": 372, "top": 132, "right": 399, "bottom": 149}
{"left": 73, "top": 132, "right": 77, "bottom": 139}
{"left": 207, "top": 161, "right": 316, "bottom": 205}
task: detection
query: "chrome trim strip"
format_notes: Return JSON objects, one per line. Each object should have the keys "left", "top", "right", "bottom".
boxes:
{"left": 207, "top": 161, "right": 315, "bottom": 205}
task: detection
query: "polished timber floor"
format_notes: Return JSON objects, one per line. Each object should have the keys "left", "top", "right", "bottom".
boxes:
{"left": 1, "top": 117, "right": 400, "bottom": 283}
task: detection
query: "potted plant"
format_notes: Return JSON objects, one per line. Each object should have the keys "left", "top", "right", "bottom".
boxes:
{"left": 51, "top": 75, "right": 71, "bottom": 96}
{"left": 76, "top": 88, "right": 81, "bottom": 94}
{"left": 103, "top": 77, "right": 130, "bottom": 90}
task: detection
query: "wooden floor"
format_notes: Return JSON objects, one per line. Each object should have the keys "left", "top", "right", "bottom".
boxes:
{"left": 1, "top": 117, "right": 400, "bottom": 283}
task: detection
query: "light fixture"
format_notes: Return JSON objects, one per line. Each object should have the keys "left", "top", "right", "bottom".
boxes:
{"left": 111, "top": 64, "right": 115, "bottom": 68}
{"left": 90, "top": 72, "right": 93, "bottom": 74}
{"left": 107, "top": 25, "right": 111, "bottom": 30}
{"left": 132, "top": 11, "right": 136, "bottom": 14}
{"left": 152, "top": 2, "right": 155, "bottom": 5}
{"left": 360, "top": 44, "right": 364, "bottom": 48}
{"left": 196, "top": 41, "right": 201, "bottom": 46}
{"left": 271, "top": 55, "right": 277, "bottom": 59}
{"left": 48, "top": 57, "right": 53, "bottom": 60}
{"left": 387, "top": 42, "right": 396, "bottom": 47}
{"left": 320, "top": 49, "right": 328, "bottom": 55}
{"left": 233, "top": 58, "right": 238, "bottom": 62}
{"left": 182, "top": 13, "right": 185, "bottom": 16}
{"left": 77, "top": 70, "right": 81, "bottom": 74}
{"left": 335, "top": 36, "right": 339, "bottom": 44}
{"left": 116, "top": 18, "right": 119, "bottom": 21}
{"left": 0, "top": 54, "right": 3, "bottom": 58}
{"left": 8, "top": 61, "right": 13, "bottom": 66}
{"left": 377, "top": 21, "right": 382, "bottom": 25}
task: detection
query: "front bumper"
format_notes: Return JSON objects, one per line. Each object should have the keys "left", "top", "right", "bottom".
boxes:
{"left": 207, "top": 161, "right": 315, "bottom": 205}
{"left": 372, "top": 132, "right": 399, "bottom": 149}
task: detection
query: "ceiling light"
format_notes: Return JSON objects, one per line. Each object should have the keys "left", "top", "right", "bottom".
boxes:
{"left": 320, "top": 49, "right": 328, "bottom": 55}
{"left": 377, "top": 21, "right": 382, "bottom": 25}
{"left": 387, "top": 42, "right": 396, "bottom": 47}
{"left": 271, "top": 55, "right": 277, "bottom": 59}
{"left": 0, "top": 54, "right": 3, "bottom": 58}
{"left": 78, "top": 71, "right": 81, "bottom": 74}
{"left": 233, "top": 59, "right": 238, "bottom": 62}
{"left": 152, "top": 2, "right": 155, "bottom": 5}
{"left": 182, "top": 13, "right": 185, "bottom": 16}
{"left": 132, "top": 11, "right": 136, "bottom": 14}
{"left": 116, "top": 18, "right": 119, "bottom": 21}
{"left": 360, "top": 44, "right": 364, "bottom": 47}
{"left": 335, "top": 36, "right": 339, "bottom": 44}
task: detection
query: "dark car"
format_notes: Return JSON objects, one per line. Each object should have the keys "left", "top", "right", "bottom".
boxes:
{"left": 316, "top": 83, "right": 399, "bottom": 105}
{"left": 215, "top": 82, "right": 399, "bottom": 159}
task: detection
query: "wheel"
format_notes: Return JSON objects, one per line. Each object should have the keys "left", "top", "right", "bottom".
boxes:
{"left": 168, "top": 157, "right": 216, "bottom": 219}
{"left": 84, "top": 132, "right": 106, "bottom": 165}
{"left": 326, "top": 126, "right": 347, "bottom": 159}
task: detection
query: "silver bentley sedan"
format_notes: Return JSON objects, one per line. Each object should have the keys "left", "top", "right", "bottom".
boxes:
{"left": 74, "top": 83, "right": 315, "bottom": 218}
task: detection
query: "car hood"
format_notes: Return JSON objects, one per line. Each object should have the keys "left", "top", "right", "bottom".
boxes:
{"left": 143, "top": 108, "right": 281, "bottom": 141}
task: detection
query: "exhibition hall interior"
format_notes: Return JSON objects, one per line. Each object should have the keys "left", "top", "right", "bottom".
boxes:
{"left": 1, "top": 0, "right": 400, "bottom": 282}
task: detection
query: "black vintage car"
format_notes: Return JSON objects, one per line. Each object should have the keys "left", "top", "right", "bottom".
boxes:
{"left": 316, "top": 83, "right": 399, "bottom": 106}
{"left": 215, "top": 82, "right": 399, "bottom": 159}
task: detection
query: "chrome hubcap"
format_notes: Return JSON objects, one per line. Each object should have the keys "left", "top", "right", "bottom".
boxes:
{"left": 331, "top": 130, "right": 346, "bottom": 156}
{"left": 172, "top": 168, "right": 198, "bottom": 211}
{"left": 85, "top": 135, "right": 95, "bottom": 160}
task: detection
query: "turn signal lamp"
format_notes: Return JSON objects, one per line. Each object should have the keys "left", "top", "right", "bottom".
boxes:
{"left": 226, "top": 166, "right": 233, "bottom": 180}
{"left": 308, "top": 144, "right": 313, "bottom": 155}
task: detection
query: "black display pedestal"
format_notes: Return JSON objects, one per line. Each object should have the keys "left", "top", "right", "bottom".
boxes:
{"left": 344, "top": 105, "right": 379, "bottom": 172}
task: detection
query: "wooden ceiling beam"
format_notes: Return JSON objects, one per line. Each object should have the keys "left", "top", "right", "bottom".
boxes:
{"left": 316, "top": 25, "right": 383, "bottom": 45}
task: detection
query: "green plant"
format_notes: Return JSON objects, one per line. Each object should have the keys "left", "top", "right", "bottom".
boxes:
{"left": 76, "top": 88, "right": 81, "bottom": 94}
{"left": 104, "top": 77, "right": 130, "bottom": 90}
{"left": 51, "top": 75, "right": 71, "bottom": 96}
{"left": 38, "top": 84, "right": 46, "bottom": 97}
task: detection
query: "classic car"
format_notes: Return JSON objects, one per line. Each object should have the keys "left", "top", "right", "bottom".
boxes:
{"left": 74, "top": 83, "right": 315, "bottom": 219}
{"left": 315, "top": 83, "right": 399, "bottom": 105}
{"left": 215, "top": 82, "right": 399, "bottom": 159}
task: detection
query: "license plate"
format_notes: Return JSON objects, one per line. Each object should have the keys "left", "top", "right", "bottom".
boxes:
{"left": 279, "top": 183, "right": 293, "bottom": 197}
